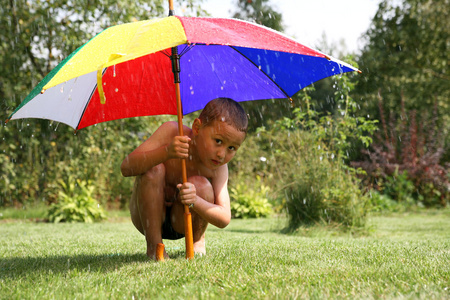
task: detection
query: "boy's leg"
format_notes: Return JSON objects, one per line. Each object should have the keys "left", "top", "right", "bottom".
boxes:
{"left": 170, "top": 176, "right": 214, "bottom": 255}
{"left": 129, "top": 164, "right": 168, "bottom": 260}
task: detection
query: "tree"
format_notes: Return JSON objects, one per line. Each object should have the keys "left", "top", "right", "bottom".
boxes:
{"left": 232, "top": 0, "right": 284, "bottom": 32}
{"left": 355, "top": 0, "right": 449, "bottom": 133}
{"left": 351, "top": 0, "right": 449, "bottom": 206}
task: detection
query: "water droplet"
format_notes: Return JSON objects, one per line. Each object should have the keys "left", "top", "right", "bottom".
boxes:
{"left": 113, "top": 65, "right": 116, "bottom": 77}
{"left": 115, "top": 88, "right": 119, "bottom": 92}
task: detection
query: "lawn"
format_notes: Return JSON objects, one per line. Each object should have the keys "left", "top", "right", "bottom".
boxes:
{"left": 1, "top": 210, "right": 449, "bottom": 299}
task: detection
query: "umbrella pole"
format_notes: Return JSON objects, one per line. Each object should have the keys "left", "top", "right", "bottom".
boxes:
{"left": 174, "top": 81, "right": 195, "bottom": 260}
{"left": 169, "top": 0, "right": 194, "bottom": 259}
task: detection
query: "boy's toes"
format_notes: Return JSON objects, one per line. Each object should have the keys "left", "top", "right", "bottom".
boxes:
{"left": 193, "top": 246, "right": 206, "bottom": 257}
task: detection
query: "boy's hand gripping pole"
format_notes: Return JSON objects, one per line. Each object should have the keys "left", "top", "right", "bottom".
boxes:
{"left": 171, "top": 40, "right": 195, "bottom": 260}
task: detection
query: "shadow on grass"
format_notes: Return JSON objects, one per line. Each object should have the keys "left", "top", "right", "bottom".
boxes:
{"left": 0, "top": 252, "right": 150, "bottom": 279}
{"left": 0, "top": 246, "right": 196, "bottom": 279}
{"left": 223, "top": 228, "right": 282, "bottom": 234}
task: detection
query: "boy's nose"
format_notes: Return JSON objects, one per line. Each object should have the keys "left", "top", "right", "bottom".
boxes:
{"left": 217, "top": 147, "right": 225, "bottom": 160}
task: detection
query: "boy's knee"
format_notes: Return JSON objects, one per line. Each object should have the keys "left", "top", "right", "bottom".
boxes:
{"left": 142, "top": 164, "right": 165, "bottom": 182}
{"left": 188, "top": 176, "right": 214, "bottom": 203}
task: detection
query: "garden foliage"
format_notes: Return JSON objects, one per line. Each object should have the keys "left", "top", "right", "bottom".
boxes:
{"left": 47, "top": 177, "right": 106, "bottom": 223}
{"left": 229, "top": 176, "right": 272, "bottom": 218}
{"left": 352, "top": 97, "right": 449, "bottom": 208}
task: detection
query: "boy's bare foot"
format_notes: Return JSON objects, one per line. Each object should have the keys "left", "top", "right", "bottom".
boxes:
{"left": 193, "top": 239, "right": 206, "bottom": 257}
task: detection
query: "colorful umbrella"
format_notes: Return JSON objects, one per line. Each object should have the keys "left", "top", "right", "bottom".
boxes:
{"left": 6, "top": 5, "right": 359, "bottom": 260}
{"left": 6, "top": 17, "right": 358, "bottom": 130}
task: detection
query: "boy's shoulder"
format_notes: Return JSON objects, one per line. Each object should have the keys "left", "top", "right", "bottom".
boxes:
{"left": 158, "top": 121, "right": 191, "bottom": 135}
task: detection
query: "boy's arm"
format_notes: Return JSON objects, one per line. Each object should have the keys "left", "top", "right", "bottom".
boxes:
{"left": 121, "top": 122, "right": 190, "bottom": 177}
{"left": 180, "top": 165, "right": 231, "bottom": 228}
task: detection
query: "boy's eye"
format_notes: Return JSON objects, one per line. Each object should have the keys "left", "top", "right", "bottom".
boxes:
{"left": 215, "top": 139, "right": 222, "bottom": 144}
{"left": 228, "top": 146, "right": 236, "bottom": 151}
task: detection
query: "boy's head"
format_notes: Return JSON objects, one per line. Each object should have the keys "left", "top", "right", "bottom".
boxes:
{"left": 198, "top": 98, "right": 248, "bottom": 135}
{"left": 193, "top": 98, "right": 247, "bottom": 169}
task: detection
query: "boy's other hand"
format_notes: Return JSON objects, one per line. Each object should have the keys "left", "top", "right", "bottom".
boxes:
{"left": 177, "top": 182, "right": 197, "bottom": 207}
{"left": 167, "top": 136, "right": 191, "bottom": 159}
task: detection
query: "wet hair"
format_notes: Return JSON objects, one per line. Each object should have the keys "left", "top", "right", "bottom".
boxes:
{"left": 198, "top": 98, "right": 248, "bottom": 134}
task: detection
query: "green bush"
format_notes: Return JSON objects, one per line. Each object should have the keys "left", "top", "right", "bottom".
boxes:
{"left": 47, "top": 178, "right": 106, "bottom": 223}
{"left": 230, "top": 177, "right": 272, "bottom": 218}
{"left": 383, "top": 170, "right": 416, "bottom": 206}
{"left": 1, "top": 116, "right": 166, "bottom": 209}
{"left": 260, "top": 128, "right": 369, "bottom": 230}
{"left": 369, "top": 190, "right": 404, "bottom": 213}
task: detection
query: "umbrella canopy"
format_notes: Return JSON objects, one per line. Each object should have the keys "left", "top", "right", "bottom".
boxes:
{"left": 7, "top": 16, "right": 358, "bottom": 130}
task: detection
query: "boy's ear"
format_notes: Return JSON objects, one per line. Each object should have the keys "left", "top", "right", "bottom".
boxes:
{"left": 192, "top": 118, "right": 202, "bottom": 135}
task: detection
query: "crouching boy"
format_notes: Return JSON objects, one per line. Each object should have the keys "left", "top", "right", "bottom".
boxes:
{"left": 120, "top": 98, "right": 248, "bottom": 260}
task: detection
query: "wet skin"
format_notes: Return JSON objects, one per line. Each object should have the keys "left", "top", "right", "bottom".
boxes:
{"left": 123, "top": 119, "right": 246, "bottom": 259}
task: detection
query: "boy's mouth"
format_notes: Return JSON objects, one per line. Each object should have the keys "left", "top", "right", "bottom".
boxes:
{"left": 211, "top": 159, "right": 221, "bottom": 166}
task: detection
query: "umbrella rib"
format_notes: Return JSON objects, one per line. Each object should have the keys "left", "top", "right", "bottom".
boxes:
{"left": 75, "top": 69, "right": 106, "bottom": 130}
{"left": 229, "top": 46, "right": 291, "bottom": 99}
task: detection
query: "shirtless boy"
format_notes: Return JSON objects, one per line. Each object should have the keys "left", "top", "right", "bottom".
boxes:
{"left": 120, "top": 98, "right": 248, "bottom": 260}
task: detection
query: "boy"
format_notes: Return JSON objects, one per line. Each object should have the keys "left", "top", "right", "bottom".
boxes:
{"left": 121, "top": 98, "right": 248, "bottom": 260}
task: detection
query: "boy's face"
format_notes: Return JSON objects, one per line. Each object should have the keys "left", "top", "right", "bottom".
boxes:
{"left": 193, "top": 119, "right": 246, "bottom": 170}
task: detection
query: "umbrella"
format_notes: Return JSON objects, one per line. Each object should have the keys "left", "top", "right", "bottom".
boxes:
{"left": 6, "top": 2, "right": 359, "bottom": 260}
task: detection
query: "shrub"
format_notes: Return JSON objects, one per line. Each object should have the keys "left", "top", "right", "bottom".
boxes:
{"left": 230, "top": 177, "right": 272, "bottom": 218}
{"left": 47, "top": 178, "right": 106, "bottom": 223}
{"left": 258, "top": 128, "right": 369, "bottom": 230}
{"left": 352, "top": 97, "right": 449, "bottom": 208}
{"left": 369, "top": 190, "right": 406, "bottom": 213}
{"left": 383, "top": 170, "right": 416, "bottom": 207}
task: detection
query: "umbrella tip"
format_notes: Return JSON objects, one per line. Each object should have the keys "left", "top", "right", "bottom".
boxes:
{"left": 168, "top": 0, "right": 175, "bottom": 16}
{"left": 4, "top": 118, "right": 10, "bottom": 124}
{"left": 357, "top": 69, "right": 362, "bottom": 74}
{"left": 41, "top": 89, "right": 46, "bottom": 94}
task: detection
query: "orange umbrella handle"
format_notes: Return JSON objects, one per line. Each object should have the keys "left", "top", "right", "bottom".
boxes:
{"left": 175, "top": 81, "right": 195, "bottom": 260}
{"left": 156, "top": 243, "right": 165, "bottom": 261}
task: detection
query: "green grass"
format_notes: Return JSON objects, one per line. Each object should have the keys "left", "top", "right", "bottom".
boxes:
{"left": 1, "top": 210, "right": 449, "bottom": 299}
{"left": 0, "top": 204, "right": 48, "bottom": 220}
